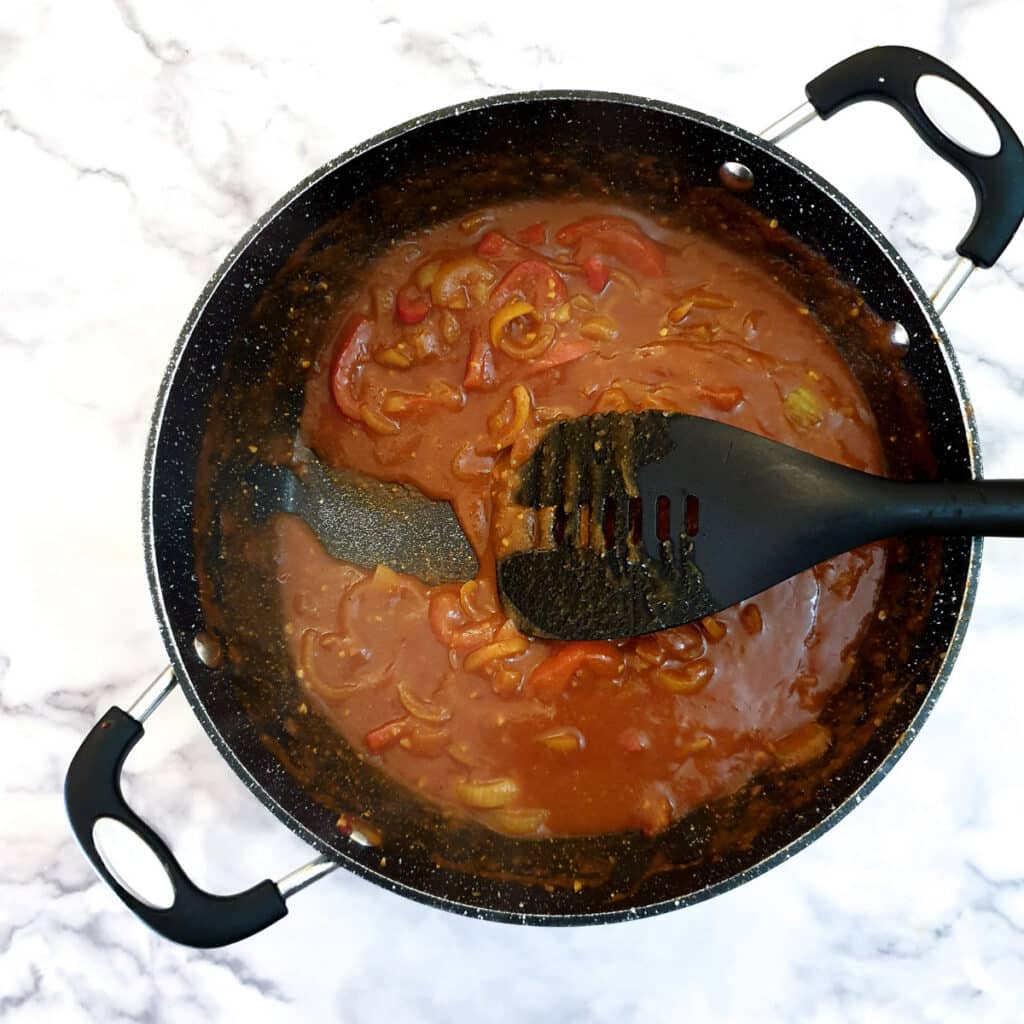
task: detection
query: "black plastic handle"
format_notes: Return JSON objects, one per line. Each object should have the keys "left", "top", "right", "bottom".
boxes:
{"left": 874, "top": 478, "right": 1024, "bottom": 537}
{"left": 65, "top": 706, "right": 288, "bottom": 948}
{"left": 805, "top": 45, "right": 1024, "bottom": 268}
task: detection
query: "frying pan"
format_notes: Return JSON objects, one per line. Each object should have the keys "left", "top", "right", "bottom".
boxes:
{"left": 64, "top": 45, "right": 1024, "bottom": 947}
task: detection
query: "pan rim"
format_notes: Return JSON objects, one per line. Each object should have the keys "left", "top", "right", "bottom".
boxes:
{"left": 142, "top": 88, "right": 982, "bottom": 925}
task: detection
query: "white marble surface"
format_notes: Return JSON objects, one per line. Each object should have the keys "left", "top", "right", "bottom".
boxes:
{"left": 3, "top": 0, "right": 1024, "bottom": 1020}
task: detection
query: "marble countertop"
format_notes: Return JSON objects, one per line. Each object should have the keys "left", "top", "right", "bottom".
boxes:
{"left": 4, "top": 0, "right": 1024, "bottom": 1020}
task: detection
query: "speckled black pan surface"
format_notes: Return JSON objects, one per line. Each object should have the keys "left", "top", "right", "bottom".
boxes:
{"left": 143, "top": 92, "right": 980, "bottom": 925}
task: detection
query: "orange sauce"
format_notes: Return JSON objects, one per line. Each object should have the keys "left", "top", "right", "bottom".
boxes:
{"left": 277, "top": 200, "right": 885, "bottom": 837}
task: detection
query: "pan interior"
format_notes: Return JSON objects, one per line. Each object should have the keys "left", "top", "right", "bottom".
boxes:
{"left": 148, "top": 95, "right": 975, "bottom": 922}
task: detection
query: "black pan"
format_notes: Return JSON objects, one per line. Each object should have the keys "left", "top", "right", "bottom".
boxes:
{"left": 65, "top": 46, "right": 1024, "bottom": 947}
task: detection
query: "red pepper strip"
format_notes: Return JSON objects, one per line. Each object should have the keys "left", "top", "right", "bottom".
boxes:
{"left": 464, "top": 327, "right": 496, "bottom": 390}
{"left": 555, "top": 215, "right": 645, "bottom": 245}
{"left": 365, "top": 717, "right": 408, "bottom": 752}
{"left": 477, "top": 231, "right": 524, "bottom": 259}
{"left": 698, "top": 384, "right": 743, "bottom": 411}
{"left": 330, "top": 314, "right": 373, "bottom": 420}
{"left": 517, "top": 222, "right": 546, "bottom": 245}
{"left": 583, "top": 255, "right": 610, "bottom": 292}
{"left": 556, "top": 216, "right": 665, "bottom": 277}
{"left": 579, "top": 231, "right": 665, "bottom": 277}
{"left": 524, "top": 641, "right": 622, "bottom": 701}
{"left": 490, "top": 259, "right": 568, "bottom": 313}
{"left": 396, "top": 283, "right": 430, "bottom": 325}
{"left": 527, "top": 337, "right": 591, "bottom": 373}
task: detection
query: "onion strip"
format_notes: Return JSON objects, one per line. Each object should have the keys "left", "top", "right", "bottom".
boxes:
{"left": 489, "top": 806, "right": 548, "bottom": 834}
{"left": 536, "top": 727, "right": 584, "bottom": 754}
{"left": 489, "top": 300, "right": 535, "bottom": 346}
{"left": 397, "top": 681, "right": 452, "bottom": 723}
{"left": 498, "top": 323, "right": 555, "bottom": 360}
{"left": 490, "top": 385, "right": 532, "bottom": 451}
{"left": 454, "top": 777, "right": 519, "bottom": 808}
{"left": 298, "top": 628, "right": 322, "bottom": 689}
{"left": 360, "top": 404, "right": 400, "bottom": 435}
{"left": 464, "top": 637, "right": 528, "bottom": 671}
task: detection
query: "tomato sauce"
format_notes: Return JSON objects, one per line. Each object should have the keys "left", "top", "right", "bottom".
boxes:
{"left": 276, "top": 200, "right": 886, "bottom": 838}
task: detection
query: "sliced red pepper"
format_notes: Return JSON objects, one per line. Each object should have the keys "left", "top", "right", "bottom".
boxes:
{"left": 477, "top": 231, "right": 522, "bottom": 259}
{"left": 528, "top": 337, "right": 591, "bottom": 373}
{"left": 524, "top": 641, "right": 622, "bottom": 701}
{"left": 464, "top": 327, "right": 496, "bottom": 390}
{"left": 329, "top": 314, "right": 374, "bottom": 420}
{"left": 556, "top": 216, "right": 665, "bottom": 277}
{"left": 516, "top": 222, "right": 546, "bottom": 245}
{"left": 365, "top": 717, "right": 408, "bottom": 753}
{"left": 583, "top": 255, "right": 610, "bottom": 292}
{"left": 555, "top": 215, "right": 646, "bottom": 246}
{"left": 490, "top": 259, "right": 568, "bottom": 313}
{"left": 396, "top": 283, "right": 430, "bottom": 325}
{"left": 697, "top": 384, "right": 743, "bottom": 411}
{"left": 580, "top": 232, "right": 664, "bottom": 278}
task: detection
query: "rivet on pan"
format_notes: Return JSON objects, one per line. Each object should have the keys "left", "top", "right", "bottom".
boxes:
{"left": 194, "top": 630, "right": 223, "bottom": 668}
{"left": 718, "top": 161, "right": 754, "bottom": 191}
{"left": 889, "top": 322, "right": 911, "bottom": 354}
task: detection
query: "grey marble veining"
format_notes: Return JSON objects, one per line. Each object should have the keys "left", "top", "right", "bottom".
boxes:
{"left": 3, "top": 0, "right": 1024, "bottom": 1020}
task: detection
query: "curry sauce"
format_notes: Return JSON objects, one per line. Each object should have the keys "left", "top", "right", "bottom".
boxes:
{"left": 276, "top": 200, "right": 886, "bottom": 837}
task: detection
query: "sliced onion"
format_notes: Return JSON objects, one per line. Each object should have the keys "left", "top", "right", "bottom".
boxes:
{"left": 689, "top": 289, "right": 734, "bottom": 310}
{"left": 396, "top": 681, "right": 451, "bottom": 723}
{"left": 680, "top": 735, "right": 712, "bottom": 756}
{"left": 400, "top": 724, "right": 451, "bottom": 757}
{"left": 450, "top": 618, "right": 500, "bottom": 651}
{"left": 455, "top": 777, "right": 519, "bottom": 808}
{"left": 459, "top": 579, "right": 498, "bottom": 620}
{"left": 374, "top": 347, "right": 412, "bottom": 368}
{"left": 655, "top": 659, "right": 714, "bottom": 694}
{"left": 536, "top": 727, "right": 584, "bottom": 754}
{"left": 463, "top": 637, "right": 528, "bottom": 671}
{"left": 490, "top": 385, "right": 532, "bottom": 451}
{"left": 699, "top": 616, "right": 727, "bottom": 643}
{"left": 580, "top": 315, "right": 618, "bottom": 342}
{"left": 489, "top": 300, "right": 536, "bottom": 346}
{"left": 360, "top": 405, "right": 400, "bottom": 435}
{"left": 414, "top": 260, "right": 441, "bottom": 290}
{"left": 498, "top": 323, "right": 556, "bottom": 361}
{"left": 298, "top": 628, "right": 322, "bottom": 689}
{"left": 432, "top": 257, "right": 496, "bottom": 309}
{"left": 489, "top": 806, "right": 549, "bottom": 835}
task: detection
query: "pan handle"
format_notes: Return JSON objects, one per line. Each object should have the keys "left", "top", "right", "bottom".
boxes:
{"left": 800, "top": 45, "right": 1024, "bottom": 271}
{"left": 64, "top": 667, "right": 337, "bottom": 948}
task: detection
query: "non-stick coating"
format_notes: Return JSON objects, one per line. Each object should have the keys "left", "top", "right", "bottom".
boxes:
{"left": 144, "top": 92, "right": 980, "bottom": 925}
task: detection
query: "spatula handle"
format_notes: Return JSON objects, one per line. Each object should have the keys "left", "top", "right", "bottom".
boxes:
{"left": 878, "top": 479, "right": 1024, "bottom": 537}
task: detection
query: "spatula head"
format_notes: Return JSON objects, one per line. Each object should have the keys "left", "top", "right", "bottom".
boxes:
{"left": 496, "top": 411, "right": 876, "bottom": 640}
{"left": 243, "top": 451, "right": 478, "bottom": 584}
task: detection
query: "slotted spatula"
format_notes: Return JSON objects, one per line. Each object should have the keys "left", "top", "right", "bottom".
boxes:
{"left": 496, "top": 411, "right": 1024, "bottom": 640}
{"left": 242, "top": 450, "right": 477, "bottom": 584}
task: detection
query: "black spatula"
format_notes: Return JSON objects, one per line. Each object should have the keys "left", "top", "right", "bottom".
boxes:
{"left": 242, "top": 450, "right": 478, "bottom": 584}
{"left": 496, "top": 411, "right": 1024, "bottom": 640}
